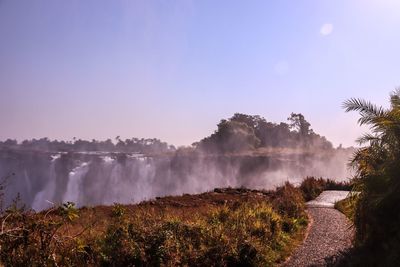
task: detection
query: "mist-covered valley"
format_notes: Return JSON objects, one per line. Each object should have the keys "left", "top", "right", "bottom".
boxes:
{"left": 0, "top": 113, "right": 354, "bottom": 211}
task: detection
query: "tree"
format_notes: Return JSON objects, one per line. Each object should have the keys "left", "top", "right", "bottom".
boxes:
{"left": 4, "top": 139, "right": 17, "bottom": 147}
{"left": 343, "top": 89, "right": 400, "bottom": 265}
{"left": 197, "top": 113, "right": 334, "bottom": 151}
{"left": 230, "top": 113, "right": 266, "bottom": 130}
{"left": 198, "top": 120, "right": 260, "bottom": 153}
{"left": 287, "top": 113, "right": 312, "bottom": 137}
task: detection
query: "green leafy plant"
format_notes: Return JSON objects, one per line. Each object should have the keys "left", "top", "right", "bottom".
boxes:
{"left": 111, "top": 203, "right": 126, "bottom": 218}
{"left": 59, "top": 201, "right": 79, "bottom": 221}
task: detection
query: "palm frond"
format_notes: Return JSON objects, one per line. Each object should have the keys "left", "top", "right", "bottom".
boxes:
{"left": 343, "top": 98, "right": 388, "bottom": 127}
{"left": 355, "top": 133, "right": 380, "bottom": 146}
{"left": 343, "top": 98, "right": 385, "bottom": 116}
{"left": 345, "top": 90, "right": 400, "bottom": 256}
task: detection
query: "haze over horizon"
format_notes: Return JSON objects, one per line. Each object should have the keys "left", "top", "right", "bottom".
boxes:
{"left": 0, "top": 0, "right": 399, "bottom": 147}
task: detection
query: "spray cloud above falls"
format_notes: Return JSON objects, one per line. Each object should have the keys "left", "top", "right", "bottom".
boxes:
{"left": 0, "top": 113, "right": 354, "bottom": 211}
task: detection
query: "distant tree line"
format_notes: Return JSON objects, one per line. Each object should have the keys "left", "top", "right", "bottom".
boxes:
{"left": 1, "top": 113, "right": 339, "bottom": 155}
{"left": 0, "top": 137, "right": 175, "bottom": 154}
{"left": 195, "top": 113, "right": 334, "bottom": 153}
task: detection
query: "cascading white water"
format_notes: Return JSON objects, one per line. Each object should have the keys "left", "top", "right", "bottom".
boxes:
{"left": 63, "top": 162, "right": 89, "bottom": 206}
{"left": 2, "top": 151, "right": 353, "bottom": 211}
{"left": 131, "top": 157, "right": 157, "bottom": 202}
{"left": 31, "top": 158, "right": 57, "bottom": 211}
{"left": 59, "top": 156, "right": 159, "bottom": 207}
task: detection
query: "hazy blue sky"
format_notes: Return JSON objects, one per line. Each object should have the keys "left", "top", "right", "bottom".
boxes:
{"left": 0, "top": 0, "right": 399, "bottom": 147}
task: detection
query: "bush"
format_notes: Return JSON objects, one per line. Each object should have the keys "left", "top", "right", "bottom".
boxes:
{"left": 299, "top": 177, "right": 325, "bottom": 201}
{"left": 273, "top": 182, "right": 305, "bottom": 218}
{"left": 300, "top": 177, "right": 352, "bottom": 201}
{"left": 0, "top": 186, "right": 308, "bottom": 266}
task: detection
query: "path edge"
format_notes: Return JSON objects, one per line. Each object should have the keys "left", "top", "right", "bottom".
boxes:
{"left": 280, "top": 209, "right": 314, "bottom": 266}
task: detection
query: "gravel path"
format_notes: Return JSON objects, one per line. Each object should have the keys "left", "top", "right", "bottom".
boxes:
{"left": 284, "top": 191, "right": 354, "bottom": 267}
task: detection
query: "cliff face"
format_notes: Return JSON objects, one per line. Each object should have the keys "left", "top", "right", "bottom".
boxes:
{"left": 0, "top": 148, "right": 352, "bottom": 211}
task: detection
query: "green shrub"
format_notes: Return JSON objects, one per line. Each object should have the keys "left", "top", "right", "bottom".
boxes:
{"left": 59, "top": 201, "right": 79, "bottom": 221}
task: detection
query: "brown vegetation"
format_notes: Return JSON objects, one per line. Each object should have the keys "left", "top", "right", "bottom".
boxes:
{"left": 0, "top": 184, "right": 308, "bottom": 266}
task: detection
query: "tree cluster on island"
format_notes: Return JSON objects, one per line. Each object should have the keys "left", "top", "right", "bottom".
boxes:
{"left": 195, "top": 113, "right": 338, "bottom": 153}
{"left": 0, "top": 112, "right": 348, "bottom": 155}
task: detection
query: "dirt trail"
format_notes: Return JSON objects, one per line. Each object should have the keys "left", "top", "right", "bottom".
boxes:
{"left": 284, "top": 191, "right": 354, "bottom": 267}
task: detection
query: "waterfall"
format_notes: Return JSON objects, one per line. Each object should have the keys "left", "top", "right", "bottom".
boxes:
{"left": 31, "top": 158, "right": 57, "bottom": 211}
{"left": 60, "top": 156, "right": 159, "bottom": 207}
{"left": 63, "top": 162, "right": 89, "bottom": 206}
{"left": 1, "top": 150, "right": 353, "bottom": 211}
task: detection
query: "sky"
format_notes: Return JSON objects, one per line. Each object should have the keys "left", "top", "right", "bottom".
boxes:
{"left": 0, "top": 0, "right": 399, "bottom": 147}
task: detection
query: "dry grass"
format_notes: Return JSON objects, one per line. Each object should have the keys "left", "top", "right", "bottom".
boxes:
{"left": 334, "top": 196, "right": 357, "bottom": 222}
{"left": 1, "top": 184, "right": 308, "bottom": 266}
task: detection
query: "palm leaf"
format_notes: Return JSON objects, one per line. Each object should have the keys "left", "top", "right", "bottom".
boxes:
{"left": 343, "top": 98, "right": 388, "bottom": 127}
{"left": 355, "top": 133, "right": 380, "bottom": 146}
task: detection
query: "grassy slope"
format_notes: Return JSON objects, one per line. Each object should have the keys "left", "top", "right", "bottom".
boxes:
{"left": 1, "top": 185, "right": 308, "bottom": 266}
